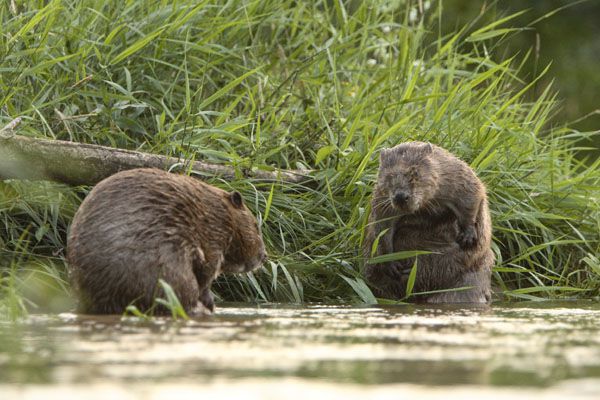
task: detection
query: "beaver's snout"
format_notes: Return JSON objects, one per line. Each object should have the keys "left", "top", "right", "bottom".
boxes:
{"left": 392, "top": 191, "right": 410, "bottom": 206}
{"left": 260, "top": 250, "right": 268, "bottom": 264}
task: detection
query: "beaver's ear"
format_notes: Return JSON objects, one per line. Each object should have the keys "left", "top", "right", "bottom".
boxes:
{"left": 379, "top": 148, "right": 391, "bottom": 165}
{"left": 229, "top": 191, "right": 244, "bottom": 209}
{"left": 423, "top": 142, "right": 433, "bottom": 154}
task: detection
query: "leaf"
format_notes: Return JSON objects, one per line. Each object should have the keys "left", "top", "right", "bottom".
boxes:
{"left": 280, "top": 265, "right": 302, "bottom": 303}
{"left": 110, "top": 27, "right": 168, "bottom": 65}
{"left": 124, "top": 67, "right": 132, "bottom": 93}
{"left": 315, "top": 145, "right": 336, "bottom": 165}
{"left": 34, "top": 225, "right": 48, "bottom": 242}
{"left": 370, "top": 227, "right": 389, "bottom": 257}
{"left": 466, "top": 9, "right": 529, "bottom": 41}
{"left": 511, "top": 286, "right": 588, "bottom": 294}
{"left": 104, "top": 24, "right": 125, "bottom": 45}
{"left": 124, "top": 305, "right": 150, "bottom": 320}
{"left": 368, "top": 250, "right": 432, "bottom": 264}
{"left": 507, "top": 239, "right": 584, "bottom": 264}
{"left": 22, "top": 54, "right": 79, "bottom": 76}
{"left": 246, "top": 271, "right": 268, "bottom": 301}
{"left": 340, "top": 275, "right": 377, "bottom": 304}
{"left": 270, "top": 261, "right": 278, "bottom": 291}
{"left": 156, "top": 279, "right": 189, "bottom": 320}
{"left": 405, "top": 258, "right": 418, "bottom": 297}
{"left": 8, "top": 0, "right": 61, "bottom": 45}
{"left": 198, "top": 67, "right": 261, "bottom": 110}
{"left": 263, "top": 183, "right": 275, "bottom": 223}
{"left": 467, "top": 28, "right": 523, "bottom": 42}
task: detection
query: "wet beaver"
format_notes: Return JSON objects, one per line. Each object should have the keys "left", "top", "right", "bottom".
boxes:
{"left": 363, "top": 141, "right": 494, "bottom": 303}
{"left": 67, "top": 168, "right": 267, "bottom": 315}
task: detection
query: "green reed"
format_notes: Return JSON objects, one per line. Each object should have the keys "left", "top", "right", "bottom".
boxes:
{"left": 0, "top": 0, "right": 598, "bottom": 317}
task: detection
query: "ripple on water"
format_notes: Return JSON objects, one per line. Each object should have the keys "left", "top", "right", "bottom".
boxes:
{"left": 1, "top": 303, "right": 600, "bottom": 398}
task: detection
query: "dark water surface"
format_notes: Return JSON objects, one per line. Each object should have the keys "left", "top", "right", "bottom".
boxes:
{"left": 1, "top": 302, "right": 600, "bottom": 399}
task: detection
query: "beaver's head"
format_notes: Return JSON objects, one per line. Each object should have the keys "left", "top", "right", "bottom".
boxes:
{"left": 221, "top": 191, "right": 267, "bottom": 273}
{"left": 377, "top": 141, "right": 440, "bottom": 214}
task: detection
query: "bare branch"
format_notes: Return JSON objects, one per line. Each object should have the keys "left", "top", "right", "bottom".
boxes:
{"left": 0, "top": 135, "right": 313, "bottom": 186}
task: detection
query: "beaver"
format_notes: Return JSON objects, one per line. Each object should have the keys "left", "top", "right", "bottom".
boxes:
{"left": 362, "top": 141, "right": 494, "bottom": 303}
{"left": 67, "top": 168, "right": 267, "bottom": 315}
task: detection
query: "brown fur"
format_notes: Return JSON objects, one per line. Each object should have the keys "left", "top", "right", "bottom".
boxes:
{"left": 67, "top": 168, "right": 266, "bottom": 315}
{"left": 362, "top": 141, "right": 494, "bottom": 303}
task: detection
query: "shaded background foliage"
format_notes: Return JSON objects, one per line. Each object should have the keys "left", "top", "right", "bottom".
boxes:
{"left": 0, "top": 0, "right": 598, "bottom": 315}
{"left": 442, "top": 0, "right": 600, "bottom": 154}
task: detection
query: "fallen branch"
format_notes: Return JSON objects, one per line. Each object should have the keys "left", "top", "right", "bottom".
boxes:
{"left": 0, "top": 134, "right": 313, "bottom": 186}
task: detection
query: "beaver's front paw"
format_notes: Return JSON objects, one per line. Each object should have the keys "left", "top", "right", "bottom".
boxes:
{"left": 387, "top": 262, "right": 413, "bottom": 279}
{"left": 457, "top": 225, "right": 478, "bottom": 249}
{"left": 199, "top": 288, "right": 215, "bottom": 313}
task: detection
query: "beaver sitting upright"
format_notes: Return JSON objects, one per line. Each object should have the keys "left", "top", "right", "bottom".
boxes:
{"left": 363, "top": 141, "right": 494, "bottom": 303}
{"left": 67, "top": 168, "right": 267, "bottom": 315}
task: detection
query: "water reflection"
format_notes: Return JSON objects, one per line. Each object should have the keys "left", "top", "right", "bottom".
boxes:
{"left": 1, "top": 302, "right": 600, "bottom": 398}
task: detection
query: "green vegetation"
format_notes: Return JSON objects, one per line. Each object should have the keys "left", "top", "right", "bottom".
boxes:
{"left": 1, "top": 0, "right": 598, "bottom": 317}
{"left": 124, "top": 280, "right": 191, "bottom": 320}
{"left": 442, "top": 0, "right": 600, "bottom": 147}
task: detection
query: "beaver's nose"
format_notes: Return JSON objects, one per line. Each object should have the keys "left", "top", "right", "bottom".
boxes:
{"left": 393, "top": 191, "right": 409, "bottom": 205}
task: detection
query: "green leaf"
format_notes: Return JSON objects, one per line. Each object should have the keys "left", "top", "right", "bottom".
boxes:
{"left": 315, "top": 145, "right": 336, "bottom": 165}
{"left": 124, "top": 305, "right": 150, "bottom": 320}
{"left": 467, "top": 28, "right": 522, "bottom": 42}
{"left": 370, "top": 228, "right": 389, "bottom": 257}
{"left": 368, "top": 250, "right": 432, "bottom": 264}
{"left": 198, "top": 67, "right": 261, "bottom": 110}
{"left": 263, "top": 183, "right": 275, "bottom": 223}
{"left": 110, "top": 27, "right": 168, "bottom": 65}
{"left": 405, "top": 258, "right": 418, "bottom": 297}
{"left": 156, "top": 279, "right": 189, "bottom": 320}
{"left": 467, "top": 9, "right": 529, "bottom": 41}
{"left": 280, "top": 265, "right": 302, "bottom": 303}
{"left": 511, "top": 286, "right": 588, "bottom": 294}
{"left": 104, "top": 24, "right": 125, "bottom": 45}
{"left": 246, "top": 271, "right": 268, "bottom": 301}
{"left": 8, "top": 0, "right": 61, "bottom": 45}
{"left": 34, "top": 225, "right": 48, "bottom": 242}
{"left": 340, "top": 275, "right": 377, "bottom": 304}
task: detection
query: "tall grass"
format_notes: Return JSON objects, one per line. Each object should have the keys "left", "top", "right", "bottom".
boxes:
{"left": 1, "top": 0, "right": 598, "bottom": 313}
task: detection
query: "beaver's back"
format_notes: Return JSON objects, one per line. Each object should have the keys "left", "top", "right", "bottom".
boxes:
{"left": 68, "top": 169, "right": 226, "bottom": 253}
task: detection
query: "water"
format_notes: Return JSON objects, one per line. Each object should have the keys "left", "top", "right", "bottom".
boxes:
{"left": 1, "top": 302, "right": 600, "bottom": 399}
